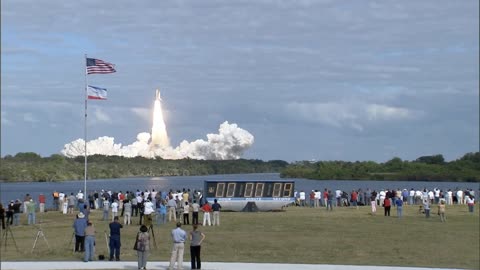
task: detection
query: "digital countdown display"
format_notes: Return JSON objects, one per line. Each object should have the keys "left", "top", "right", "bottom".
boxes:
{"left": 205, "top": 181, "right": 294, "bottom": 199}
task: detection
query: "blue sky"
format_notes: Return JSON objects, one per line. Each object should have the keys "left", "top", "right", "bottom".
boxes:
{"left": 1, "top": 0, "right": 479, "bottom": 162}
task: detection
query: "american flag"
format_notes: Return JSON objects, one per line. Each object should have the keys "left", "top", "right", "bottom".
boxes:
{"left": 86, "top": 58, "right": 116, "bottom": 74}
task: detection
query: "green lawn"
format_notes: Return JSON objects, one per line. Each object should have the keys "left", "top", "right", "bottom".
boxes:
{"left": 1, "top": 204, "right": 478, "bottom": 269}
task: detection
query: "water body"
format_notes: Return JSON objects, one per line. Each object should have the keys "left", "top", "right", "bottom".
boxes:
{"left": 1, "top": 173, "right": 478, "bottom": 205}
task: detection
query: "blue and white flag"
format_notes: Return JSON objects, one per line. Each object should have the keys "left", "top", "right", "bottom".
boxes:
{"left": 87, "top": 85, "right": 107, "bottom": 100}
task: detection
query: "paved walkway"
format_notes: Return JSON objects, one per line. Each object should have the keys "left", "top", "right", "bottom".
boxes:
{"left": 0, "top": 261, "right": 462, "bottom": 270}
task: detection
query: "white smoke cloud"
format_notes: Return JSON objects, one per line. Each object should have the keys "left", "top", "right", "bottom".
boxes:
{"left": 61, "top": 121, "right": 254, "bottom": 160}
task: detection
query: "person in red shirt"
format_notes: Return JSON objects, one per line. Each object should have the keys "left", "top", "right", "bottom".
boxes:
{"left": 323, "top": 189, "right": 328, "bottom": 208}
{"left": 38, "top": 193, "right": 46, "bottom": 213}
{"left": 201, "top": 202, "right": 212, "bottom": 226}
{"left": 350, "top": 190, "right": 358, "bottom": 209}
{"left": 383, "top": 197, "right": 391, "bottom": 216}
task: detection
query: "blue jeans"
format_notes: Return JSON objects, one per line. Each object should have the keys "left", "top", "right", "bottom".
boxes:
{"left": 156, "top": 212, "right": 166, "bottom": 225}
{"left": 28, "top": 212, "right": 36, "bottom": 225}
{"left": 103, "top": 210, "right": 109, "bottom": 221}
{"left": 13, "top": 213, "right": 20, "bottom": 225}
{"left": 327, "top": 200, "right": 333, "bottom": 211}
{"left": 397, "top": 206, "right": 403, "bottom": 218}
{"left": 84, "top": 235, "right": 95, "bottom": 261}
{"left": 109, "top": 235, "right": 121, "bottom": 260}
{"left": 78, "top": 202, "right": 85, "bottom": 212}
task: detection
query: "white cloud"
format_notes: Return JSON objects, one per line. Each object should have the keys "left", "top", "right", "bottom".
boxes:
{"left": 286, "top": 101, "right": 417, "bottom": 130}
{"left": 23, "top": 113, "right": 37, "bottom": 123}
{"left": 93, "top": 108, "right": 111, "bottom": 123}
{"left": 286, "top": 102, "right": 358, "bottom": 128}
{"left": 1, "top": 111, "right": 11, "bottom": 125}
{"left": 131, "top": 107, "right": 150, "bottom": 121}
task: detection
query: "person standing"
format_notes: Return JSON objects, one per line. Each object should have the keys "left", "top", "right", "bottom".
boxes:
{"left": 326, "top": 190, "right": 334, "bottom": 211}
{"left": 157, "top": 200, "right": 167, "bottom": 226}
{"left": 23, "top": 193, "right": 31, "bottom": 215}
{"left": 370, "top": 192, "right": 377, "bottom": 215}
{"left": 73, "top": 212, "right": 87, "bottom": 252}
{"left": 143, "top": 199, "right": 155, "bottom": 227}
{"left": 84, "top": 221, "right": 96, "bottom": 262}
{"left": 67, "top": 193, "right": 76, "bottom": 214}
{"left": 167, "top": 196, "right": 177, "bottom": 222}
{"left": 466, "top": 196, "right": 475, "bottom": 213}
{"left": 6, "top": 201, "right": 14, "bottom": 226}
{"left": 102, "top": 198, "right": 110, "bottom": 221}
{"left": 212, "top": 199, "right": 222, "bottom": 226}
{"left": 169, "top": 222, "right": 186, "bottom": 270}
{"left": 26, "top": 199, "right": 36, "bottom": 225}
{"left": 395, "top": 197, "right": 403, "bottom": 218}
{"left": 123, "top": 199, "right": 132, "bottom": 225}
{"left": 111, "top": 200, "right": 119, "bottom": 221}
{"left": 424, "top": 199, "right": 431, "bottom": 218}
{"left": 0, "top": 203, "right": 5, "bottom": 230}
{"left": 136, "top": 225, "right": 150, "bottom": 270}
{"left": 183, "top": 202, "right": 190, "bottom": 225}
{"left": 383, "top": 198, "right": 391, "bottom": 217}
{"left": 13, "top": 199, "right": 22, "bottom": 226}
{"left": 201, "top": 201, "right": 212, "bottom": 226}
{"left": 109, "top": 216, "right": 123, "bottom": 261}
{"left": 438, "top": 200, "right": 446, "bottom": 222}
{"left": 52, "top": 191, "right": 60, "bottom": 211}
{"left": 189, "top": 224, "right": 205, "bottom": 270}
{"left": 191, "top": 200, "right": 200, "bottom": 225}
{"left": 38, "top": 193, "right": 46, "bottom": 213}
{"left": 12, "top": 200, "right": 21, "bottom": 226}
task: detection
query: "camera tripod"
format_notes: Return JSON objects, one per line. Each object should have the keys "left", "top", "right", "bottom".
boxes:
{"left": 31, "top": 224, "right": 50, "bottom": 253}
{"left": 1, "top": 224, "right": 19, "bottom": 252}
{"left": 148, "top": 224, "right": 157, "bottom": 249}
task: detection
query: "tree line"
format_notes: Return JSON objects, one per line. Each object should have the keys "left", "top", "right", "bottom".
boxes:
{"left": 1, "top": 152, "right": 478, "bottom": 182}
{"left": 280, "top": 152, "right": 480, "bottom": 182}
{"left": 0, "top": 153, "right": 288, "bottom": 182}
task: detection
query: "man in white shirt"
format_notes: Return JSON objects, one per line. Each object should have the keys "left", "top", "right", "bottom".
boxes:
{"left": 335, "top": 190, "right": 342, "bottom": 207}
{"left": 456, "top": 190, "right": 463, "bottom": 205}
{"left": 143, "top": 199, "right": 154, "bottom": 226}
{"left": 59, "top": 192, "right": 66, "bottom": 212}
{"left": 409, "top": 189, "right": 415, "bottom": 205}
{"left": 299, "top": 191, "right": 306, "bottom": 207}
{"left": 111, "top": 200, "right": 119, "bottom": 221}
{"left": 314, "top": 190, "right": 321, "bottom": 208}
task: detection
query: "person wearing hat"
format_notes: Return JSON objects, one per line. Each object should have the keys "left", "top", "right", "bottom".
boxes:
{"left": 168, "top": 222, "right": 186, "bottom": 270}
{"left": 6, "top": 200, "right": 14, "bottom": 226}
{"left": 12, "top": 200, "right": 22, "bottom": 226}
{"left": 136, "top": 225, "right": 150, "bottom": 270}
{"left": 73, "top": 212, "right": 88, "bottom": 252}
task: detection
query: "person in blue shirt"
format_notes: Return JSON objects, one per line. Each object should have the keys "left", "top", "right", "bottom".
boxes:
{"left": 73, "top": 212, "right": 88, "bottom": 252}
{"left": 109, "top": 216, "right": 123, "bottom": 261}
{"left": 395, "top": 198, "right": 404, "bottom": 218}
{"left": 169, "top": 222, "right": 186, "bottom": 270}
{"left": 211, "top": 199, "right": 222, "bottom": 226}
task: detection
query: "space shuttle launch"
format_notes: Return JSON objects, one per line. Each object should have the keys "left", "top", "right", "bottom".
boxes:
{"left": 150, "top": 88, "right": 170, "bottom": 148}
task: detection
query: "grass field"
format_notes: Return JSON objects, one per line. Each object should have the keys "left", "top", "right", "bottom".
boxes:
{"left": 0, "top": 204, "right": 478, "bottom": 269}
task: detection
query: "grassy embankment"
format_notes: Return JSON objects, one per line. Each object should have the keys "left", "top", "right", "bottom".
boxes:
{"left": 0, "top": 204, "right": 478, "bottom": 269}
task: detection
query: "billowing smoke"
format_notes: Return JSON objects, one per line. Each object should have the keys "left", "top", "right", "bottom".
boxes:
{"left": 61, "top": 121, "right": 254, "bottom": 160}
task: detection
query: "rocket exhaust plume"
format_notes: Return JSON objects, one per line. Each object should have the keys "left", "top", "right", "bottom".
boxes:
{"left": 61, "top": 89, "right": 255, "bottom": 160}
{"left": 150, "top": 89, "right": 170, "bottom": 147}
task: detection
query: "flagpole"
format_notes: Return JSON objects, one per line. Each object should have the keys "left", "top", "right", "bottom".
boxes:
{"left": 84, "top": 54, "right": 88, "bottom": 196}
